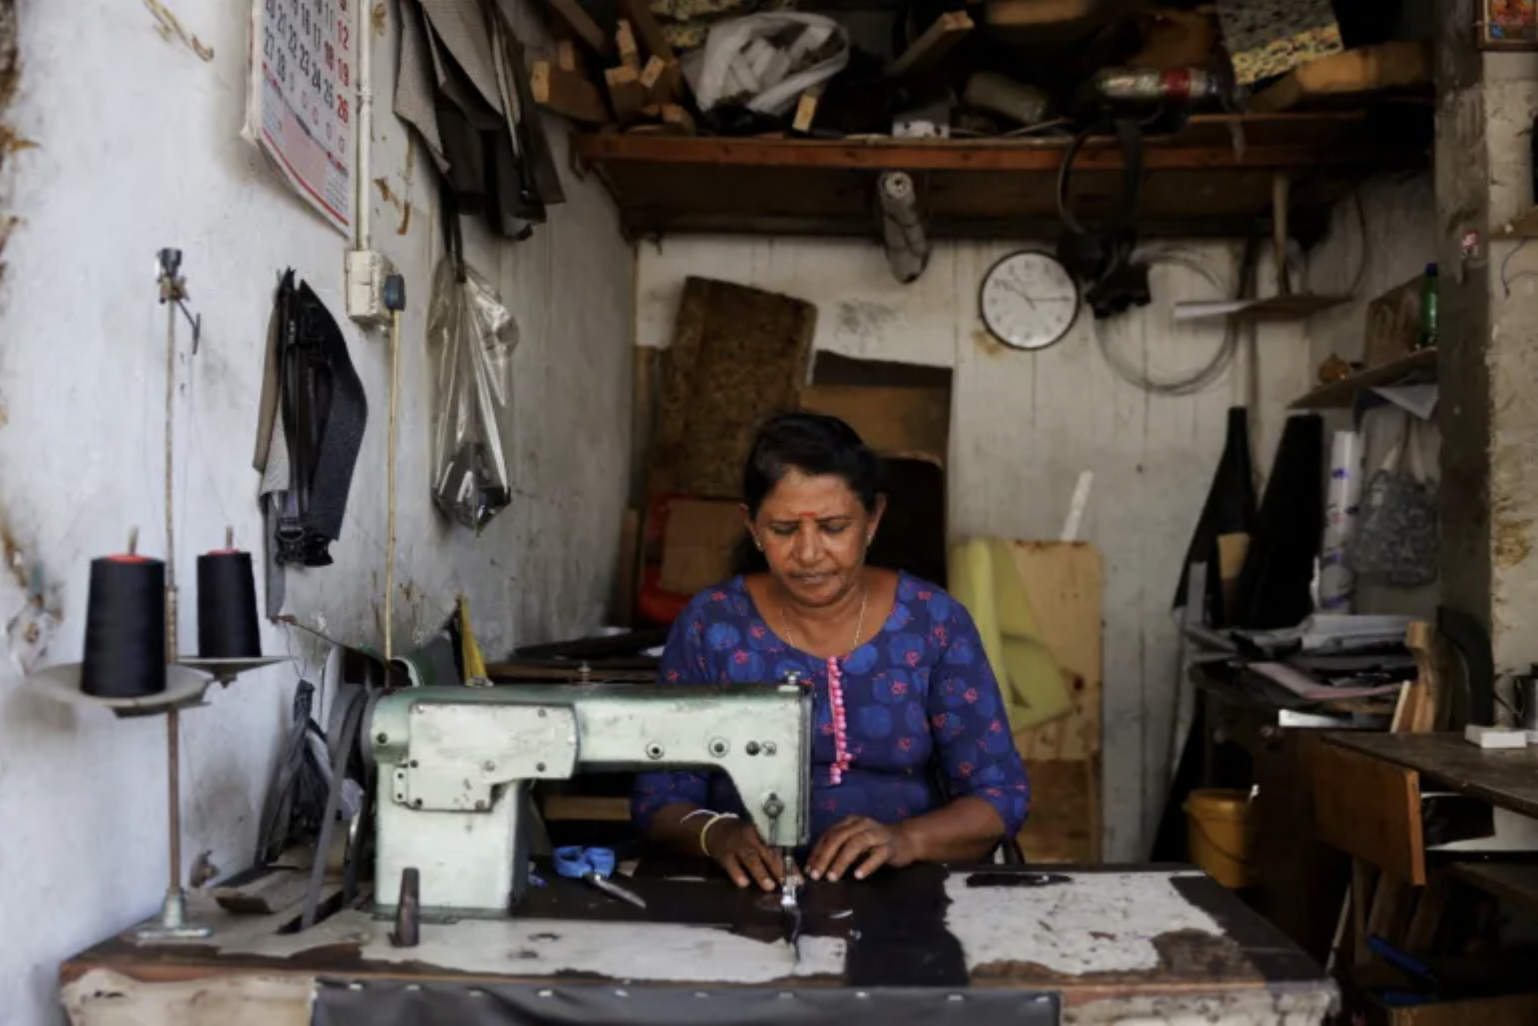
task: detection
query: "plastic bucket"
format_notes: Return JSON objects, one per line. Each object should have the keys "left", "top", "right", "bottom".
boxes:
{"left": 1183, "top": 788, "right": 1254, "bottom": 888}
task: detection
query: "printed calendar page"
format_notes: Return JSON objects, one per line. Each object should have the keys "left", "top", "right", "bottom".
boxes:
{"left": 244, "top": 0, "right": 355, "bottom": 235}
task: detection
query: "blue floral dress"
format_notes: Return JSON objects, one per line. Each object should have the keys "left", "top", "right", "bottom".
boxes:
{"left": 631, "top": 572, "right": 1031, "bottom": 849}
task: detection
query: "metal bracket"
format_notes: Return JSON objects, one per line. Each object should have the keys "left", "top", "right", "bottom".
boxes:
{"left": 157, "top": 248, "right": 203, "bottom": 354}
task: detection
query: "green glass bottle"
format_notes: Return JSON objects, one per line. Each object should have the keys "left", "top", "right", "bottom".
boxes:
{"left": 1417, "top": 263, "right": 1438, "bottom": 351}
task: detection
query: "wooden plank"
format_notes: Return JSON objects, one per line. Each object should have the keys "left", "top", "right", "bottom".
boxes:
{"left": 1446, "top": 862, "right": 1538, "bottom": 918}
{"left": 618, "top": 0, "right": 675, "bottom": 64}
{"left": 639, "top": 55, "right": 679, "bottom": 104}
{"left": 605, "top": 65, "right": 647, "bottom": 124}
{"left": 557, "top": 40, "right": 579, "bottom": 72}
{"left": 1291, "top": 348, "right": 1436, "bottom": 410}
{"left": 537, "top": 0, "right": 609, "bottom": 55}
{"left": 1363, "top": 993, "right": 1538, "bottom": 1026}
{"left": 1401, "top": 621, "right": 1449, "bottom": 734}
{"left": 1007, "top": 542, "right": 1103, "bottom": 763}
{"left": 531, "top": 60, "right": 610, "bottom": 125}
{"left": 1402, "top": 873, "right": 1450, "bottom": 955}
{"left": 792, "top": 86, "right": 822, "bottom": 135}
{"left": 1365, "top": 276, "right": 1424, "bottom": 368}
{"left": 658, "top": 498, "right": 741, "bottom": 594}
{"left": 800, "top": 384, "right": 951, "bottom": 462}
{"left": 616, "top": 18, "right": 642, "bottom": 71}
{"left": 1325, "top": 734, "right": 1538, "bottom": 821}
{"left": 1313, "top": 742, "right": 1425, "bottom": 885}
{"left": 886, "top": 12, "right": 974, "bottom": 78}
{"left": 575, "top": 114, "right": 1404, "bottom": 172}
{"left": 1250, "top": 41, "right": 1432, "bottom": 114}
{"left": 1004, "top": 542, "right": 1103, "bottom": 864}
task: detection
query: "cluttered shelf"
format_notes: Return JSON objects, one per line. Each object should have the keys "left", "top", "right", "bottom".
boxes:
{"left": 575, "top": 110, "right": 1427, "bottom": 240}
{"left": 1291, "top": 348, "right": 1436, "bottom": 410}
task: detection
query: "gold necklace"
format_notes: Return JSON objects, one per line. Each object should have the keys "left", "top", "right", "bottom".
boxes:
{"left": 781, "top": 584, "right": 868, "bottom": 657}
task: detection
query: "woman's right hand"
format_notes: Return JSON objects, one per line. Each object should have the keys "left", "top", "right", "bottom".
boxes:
{"left": 704, "top": 818, "right": 787, "bottom": 891}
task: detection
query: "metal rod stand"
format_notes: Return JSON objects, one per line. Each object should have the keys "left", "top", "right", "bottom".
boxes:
{"left": 137, "top": 252, "right": 210, "bottom": 943}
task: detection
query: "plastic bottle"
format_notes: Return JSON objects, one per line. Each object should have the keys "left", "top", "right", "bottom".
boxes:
{"left": 1418, "top": 263, "right": 1438, "bottom": 350}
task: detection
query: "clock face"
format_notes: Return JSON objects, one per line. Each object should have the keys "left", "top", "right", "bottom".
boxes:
{"left": 978, "top": 251, "right": 1080, "bottom": 351}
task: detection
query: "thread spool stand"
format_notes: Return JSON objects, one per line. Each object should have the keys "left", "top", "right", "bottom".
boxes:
{"left": 26, "top": 254, "right": 289, "bottom": 940}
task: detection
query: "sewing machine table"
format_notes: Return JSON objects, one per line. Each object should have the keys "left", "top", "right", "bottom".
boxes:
{"left": 60, "top": 863, "right": 1334, "bottom": 1026}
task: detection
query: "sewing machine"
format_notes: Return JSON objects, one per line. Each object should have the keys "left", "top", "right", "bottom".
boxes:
{"left": 368, "top": 681, "right": 813, "bottom": 917}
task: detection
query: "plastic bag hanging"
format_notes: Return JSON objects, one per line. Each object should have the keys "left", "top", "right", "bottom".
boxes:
{"left": 1348, "top": 414, "right": 1438, "bottom": 587}
{"left": 427, "top": 238, "right": 519, "bottom": 534}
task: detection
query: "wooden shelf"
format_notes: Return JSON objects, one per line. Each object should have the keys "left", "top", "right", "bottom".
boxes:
{"left": 1447, "top": 862, "right": 1538, "bottom": 916}
{"left": 1290, "top": 348, "right": 1436, "bottom": 410}
{"left": 576, "top": 111, "right": 1430, "bottom": 241}
{"left": 1175, "top": 294, "right": 1349, "bottom": 323}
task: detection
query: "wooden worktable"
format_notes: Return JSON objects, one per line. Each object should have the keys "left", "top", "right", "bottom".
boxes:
{"left": 60, "top": 864, "right": 1333, "bottom": 1025}
{"left": 1324, "top": 732, "right": 1538, "bottom": 819}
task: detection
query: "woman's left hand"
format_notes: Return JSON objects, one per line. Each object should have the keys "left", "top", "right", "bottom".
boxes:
{"left": 806, "top": 816, "right": 919, "bottom": 882}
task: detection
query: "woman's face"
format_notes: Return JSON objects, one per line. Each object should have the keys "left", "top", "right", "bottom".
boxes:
{"left": 747, "top": 469, "right": 883, "bottom": 608}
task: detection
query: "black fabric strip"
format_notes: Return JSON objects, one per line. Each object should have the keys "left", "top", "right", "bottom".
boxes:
{"left": 845, "top": 863, "right": 967, "bottom": 988}
{"left": 1170, "top": 874, "right": 1327, "bottom": 984}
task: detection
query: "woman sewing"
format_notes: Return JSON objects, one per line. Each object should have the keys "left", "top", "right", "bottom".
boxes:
{"left": 632, "top": 411, "right": 1030, "bottom": 889}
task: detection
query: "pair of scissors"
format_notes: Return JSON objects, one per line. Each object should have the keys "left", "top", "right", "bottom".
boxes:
{"left": 552, "top": 846, "right": 647, "bottom": 909}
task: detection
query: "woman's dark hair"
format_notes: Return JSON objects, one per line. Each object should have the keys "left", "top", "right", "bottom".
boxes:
{"left": 730, "top": 411, "right": 882, "bottom": 574}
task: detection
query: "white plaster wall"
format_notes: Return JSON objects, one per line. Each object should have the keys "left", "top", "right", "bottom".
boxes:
{"left": 636, "top": 236, "right": 1314, "bottom": 860}
{"left": 0, "top": 1, "right": 633, "bottom": 1023}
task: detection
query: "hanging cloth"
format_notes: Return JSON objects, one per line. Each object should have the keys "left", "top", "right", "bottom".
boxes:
{"left": 253, "top": 270, "right": 369, "bottom": 612}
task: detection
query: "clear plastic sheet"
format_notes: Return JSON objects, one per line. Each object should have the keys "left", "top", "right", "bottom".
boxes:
{"left": 427, "top": 254, "right": 518, "bottom": 534}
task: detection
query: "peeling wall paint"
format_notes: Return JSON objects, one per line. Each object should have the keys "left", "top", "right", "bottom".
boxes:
{"left": 636, "top": 236, "right": 1313, "bottom": 861}
{"left": 0, "top": 1, "right": 633, "bottom": 1023}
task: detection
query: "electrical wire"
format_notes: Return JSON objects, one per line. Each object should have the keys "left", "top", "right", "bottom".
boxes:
{"left": 1094, "top": 239, "right": 1259, "bottom": 397}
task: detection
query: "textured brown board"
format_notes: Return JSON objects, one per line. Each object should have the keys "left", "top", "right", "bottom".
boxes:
{"left": 651, "top": 278, "right": 816, "bottom": 499}
{"left": 1016, "top": 759, "right": 1096, "bottom": 863}
{"left": 800, "top": 384, "right": 950, "bottom": 463}
{"left": 658, "top": 498, "right": 743, "bottom": 594}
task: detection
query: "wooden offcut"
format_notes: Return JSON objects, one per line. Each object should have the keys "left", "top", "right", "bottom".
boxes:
{"left": 532, "top": 60, "right": 609, "bottom": 125}
{"left": 800, "top": 384, "right": 950, "bottom": 463}
{"left": 792, "top": 86, "right": 823, "bottom": 135}
{"left": 1005, "top": 541, "right": 1103, "bottom": 863}
{"left": 650, "top": 278, "right": 817, "bottom": 500}
{"left": 618, "top": 0, "right": 676, "bottom": 64}
{"left": 886, "top": 11, "right": 973, "bottom": 78}
{"left": 1364, "top": 276, "right": 1425, "bottom": 368}
{"left": 639, "top": 55, "right": 679, "bottom": 104}
{"left": 658, "top": 498, "right": 743, "bottom": 595}
{"left": 1250, "top": 41, "right": 1431, "bottom": 113}
{"left": 537, "top": 0, "right": 608, "bottom": 55}
{"left": 605, "top": 65, "right": 647, "bottom": 124}
{"left": 616, "top": 18, "right": 642, "bottom": 71}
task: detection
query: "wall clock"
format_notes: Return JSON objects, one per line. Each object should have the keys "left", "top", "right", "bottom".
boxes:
{"left": 978, "top": 251, "right": 1081, "bottom": 351}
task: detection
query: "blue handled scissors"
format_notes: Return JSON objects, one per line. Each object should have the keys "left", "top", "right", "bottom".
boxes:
{"left": 553, "top": 846, "right": 647, "bottom": 909}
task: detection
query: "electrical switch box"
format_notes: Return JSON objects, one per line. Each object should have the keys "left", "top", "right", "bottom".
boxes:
{"left": 345, "top": 249, "right": 396, "bottom": 328}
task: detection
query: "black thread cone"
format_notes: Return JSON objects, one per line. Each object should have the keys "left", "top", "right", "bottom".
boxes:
{"left": 197, "top": 550, "right": 262, "bottom": 659}
{"left": 81, "top": 556, "right": 167, "bottom": 698}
